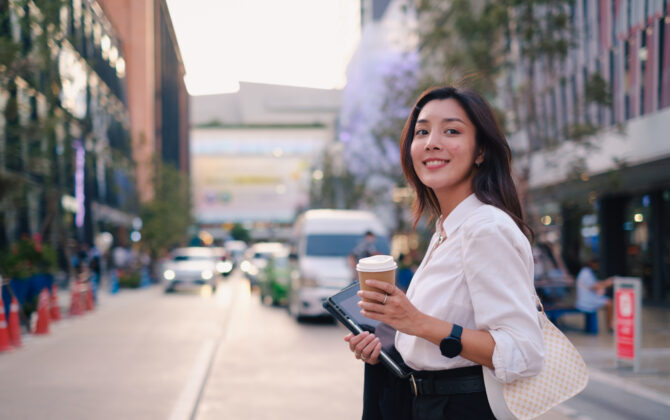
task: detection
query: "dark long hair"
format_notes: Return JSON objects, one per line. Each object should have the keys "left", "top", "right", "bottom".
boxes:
{"left": 399, "top": 86, "right": 533, "bottom": 239}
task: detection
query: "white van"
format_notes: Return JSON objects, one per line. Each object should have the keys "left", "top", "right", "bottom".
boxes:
{"left": 288, "top": 209, "right": 390, "bottom": 320}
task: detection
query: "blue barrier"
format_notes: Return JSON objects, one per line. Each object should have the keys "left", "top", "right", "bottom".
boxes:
{"left": 140, "top": 268, "right": 151, "bottom": 288}
{"left": 109, "top": 270, "right": 119, "bottom": 294}
{"left": 2, "top": 274, "right": 54, "bottom": 317}
{"left": 545, "top": 306, "right": 598, "bottom": 334}
{"left": 90, "top": 273, "right": 99, "bottom": 302}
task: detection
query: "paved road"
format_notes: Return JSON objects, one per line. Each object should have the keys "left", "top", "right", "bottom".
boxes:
{"left": 0, "top": 272, "right": 363, "bottom": 419}
{"left": 2, "top": 270, "right": 666, "bottom": 420}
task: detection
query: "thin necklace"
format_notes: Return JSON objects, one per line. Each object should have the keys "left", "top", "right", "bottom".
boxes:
{"left": 436, "top": 215, "right": 446, "bottom": 245}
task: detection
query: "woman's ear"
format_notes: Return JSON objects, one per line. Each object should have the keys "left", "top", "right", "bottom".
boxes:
{"left": 475, "top": 148, "right": 485, "bottom": 166}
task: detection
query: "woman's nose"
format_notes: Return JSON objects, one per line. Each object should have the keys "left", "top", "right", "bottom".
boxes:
{"left": 424, "top": 133, "right": 441, "bottom": 150}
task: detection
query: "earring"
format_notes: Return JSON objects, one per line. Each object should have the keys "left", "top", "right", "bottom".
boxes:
{"left": 475, "top": 162, "right": 482, "bottom": 168}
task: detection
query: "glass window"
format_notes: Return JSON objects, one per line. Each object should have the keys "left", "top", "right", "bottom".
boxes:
{"left": 659, "top": 17, "right": 665, "bottom": 109}
{"left": 624, "top": 195, "right": 652, "bottom": 292}
{"left": 305, "top": 234, "right": 390, "bottom": 257}
{"left": 662, "top": 190, "right": 670, "bottom": 301}
{"left": 641, "top": 30, "right": 647, "bottom": 115}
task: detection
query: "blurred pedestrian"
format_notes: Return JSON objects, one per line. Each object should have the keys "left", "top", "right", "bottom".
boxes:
{"left": 396, "top": 253, "right": 416, "bottom": 292}
{"left": 349, "top": 231, "right": 380, "bottom": 281}
{"left": 575, "top": 257, "right": 613, "bottom": 331}
{"left": 343, "top": 86, "right": 543, "bottom": 419}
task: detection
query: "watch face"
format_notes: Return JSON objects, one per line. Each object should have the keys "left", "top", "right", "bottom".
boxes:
{"left": 440, "top": 337, "right": 463, "bottom": 358}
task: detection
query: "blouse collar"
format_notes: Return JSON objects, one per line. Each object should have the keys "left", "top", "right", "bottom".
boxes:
{"left": 436, "top": 194, "right": 485, "bottom": 239}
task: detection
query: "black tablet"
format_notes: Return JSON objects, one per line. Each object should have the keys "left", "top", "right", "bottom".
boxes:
{"left": 323, "top": 282, "right": 413, "bottom": 378}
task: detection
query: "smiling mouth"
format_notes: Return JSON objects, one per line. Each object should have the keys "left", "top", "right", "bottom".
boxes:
{"left": 424, "top": 159, "right": 449, "bottom": 168}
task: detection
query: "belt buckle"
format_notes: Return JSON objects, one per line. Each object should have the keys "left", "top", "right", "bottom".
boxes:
{"left": 410, "top": 374, "right": 419, "bottom": 396}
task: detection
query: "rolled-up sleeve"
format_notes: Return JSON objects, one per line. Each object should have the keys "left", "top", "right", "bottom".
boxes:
{"left": 461, "top": 217, "right": 544, "bottom": 383}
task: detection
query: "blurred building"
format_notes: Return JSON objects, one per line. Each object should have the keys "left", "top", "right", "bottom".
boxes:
{"left": 190, "top": 82, "right": 340, "bottom": 241}
{"left": 0, "top": 0, "right": 138, "bottom": 253}
{"left": 99, "top": 0, "right": 190, "bottom": 202}
{"left": 338, "top": 0, "right": 418, "bottom": 231}
{"left": 506, "top": 1, "right": 670, "bottom": 303}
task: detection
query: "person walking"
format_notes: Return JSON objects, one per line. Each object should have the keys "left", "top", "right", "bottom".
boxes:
{"left": 343, "top": 86, "right": 544, "bottom": 419}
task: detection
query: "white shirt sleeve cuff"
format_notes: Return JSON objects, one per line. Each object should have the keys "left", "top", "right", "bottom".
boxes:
{"left": 490, "top": 329, "right": 529, "bottom": 383}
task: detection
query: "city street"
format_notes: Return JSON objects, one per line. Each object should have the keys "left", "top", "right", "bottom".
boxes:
{"left": 2, "top": 270, "right": 669, "bottom": 419}
{"left": 0, "top": 271, "right": 363, "bottom": 420}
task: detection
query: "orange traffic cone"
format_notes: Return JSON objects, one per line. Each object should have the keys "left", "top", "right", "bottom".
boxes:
{"left": 33, "top": 288, "right": 50, "bottom": 335}
{"left": 50, "top": 284, "right": 61, "bottom": 321}
{"left": 85, "top": 284, "right": 94, "bottom": 311}
{"left": 69, "top": 281, "right": 83, "bottom": 316}
{"left": 8, "top": 297, "right": 22, "bottom": 347}
{"left": 0, "top": 295, "right": 14, "bottom": 352}
{"left": 79, "top": 282, "right": 88, "bottom": 312}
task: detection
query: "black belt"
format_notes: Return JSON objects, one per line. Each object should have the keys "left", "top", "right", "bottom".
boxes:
{"left": 409, "top": 365, "right": 486, "bottom": 396}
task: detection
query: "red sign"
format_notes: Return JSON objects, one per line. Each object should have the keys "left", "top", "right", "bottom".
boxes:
{"left": 616, "top": 289, "right": 635, "bottom": 359}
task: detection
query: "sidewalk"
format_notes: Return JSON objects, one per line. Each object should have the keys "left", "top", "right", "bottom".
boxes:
{"left": 558, "top": 305, "right": 670, "bottom": 402}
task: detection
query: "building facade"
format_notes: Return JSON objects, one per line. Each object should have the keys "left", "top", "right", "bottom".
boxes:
{"left": 190, "top": 82, "right": 341, "bottom": 241}
{"left": 508, "top": 1, "right": 670, "bottom": 303}
{"left": 99, "top": 0, "right": 189, "bottom": 203}
{"left": 0, "top": 0, "right": 138, "bottom": 256}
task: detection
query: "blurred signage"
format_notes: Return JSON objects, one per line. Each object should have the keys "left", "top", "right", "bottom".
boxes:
{"left": 74, "top": 140, "right": 86, "bottom": 228}
{"left": 191, "top": 155, "right": 310, "bottom": 224}
{"left": 614, "top": 277, "right": 642, "bottom": 372}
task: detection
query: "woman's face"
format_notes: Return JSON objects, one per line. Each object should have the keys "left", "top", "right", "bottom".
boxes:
{"left": 410, "top": 98, "right": 482, "bottom": 197}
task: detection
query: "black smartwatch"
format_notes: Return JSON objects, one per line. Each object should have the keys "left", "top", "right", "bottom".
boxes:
{"left": 439, "top": 324, "right": 463, "bottom": 358}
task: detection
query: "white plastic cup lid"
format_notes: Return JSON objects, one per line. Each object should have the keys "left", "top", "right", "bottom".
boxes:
{"left": 356, "top": 255, "right": 397, "bottom": 272}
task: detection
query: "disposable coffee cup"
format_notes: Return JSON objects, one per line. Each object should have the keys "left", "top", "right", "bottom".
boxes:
{"left": 356, "top": 255, "right": 397, "bottom": 302}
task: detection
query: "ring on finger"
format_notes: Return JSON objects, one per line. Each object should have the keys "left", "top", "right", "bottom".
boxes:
{"left": 382, "top": 294, "right": 388, "bottom": 305}
{"left": 361, "top": 354, "right": 368, "bottom": 361}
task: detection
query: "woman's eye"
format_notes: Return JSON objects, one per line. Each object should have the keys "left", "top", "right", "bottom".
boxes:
{"left": 445, "top": 128, "right": 460, "bottom": 135}
{"left": 415, "top": 129, "right": 428, "bottom": 136}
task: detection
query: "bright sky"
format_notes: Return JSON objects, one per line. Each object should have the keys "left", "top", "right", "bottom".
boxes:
{"left": 165, "top": 0, "right": 361, "bottom": 95}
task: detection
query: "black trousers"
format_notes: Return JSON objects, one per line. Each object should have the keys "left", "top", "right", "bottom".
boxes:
{"left": 362, "top": 364, "right": 495, "bottom": 420}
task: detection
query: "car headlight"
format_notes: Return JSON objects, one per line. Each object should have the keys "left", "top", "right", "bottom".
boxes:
{"left": 163, "top": 269, "right": 175, "bottom": 280}
{"left": 216, "top": 261, "right": 233, "bottom": 273}
{"left": 240, "top": 260, "right": 251, "bottom": 273}
{"left": 201, "top": 270, "right": 213, "bottom": 280}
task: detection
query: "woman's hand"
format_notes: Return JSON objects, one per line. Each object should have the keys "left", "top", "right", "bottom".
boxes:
{"left": 344, "top": 331, "right": 382, "bottom": 364}
{"left": 358, "top": 279, "right": 426, "bottom": 337}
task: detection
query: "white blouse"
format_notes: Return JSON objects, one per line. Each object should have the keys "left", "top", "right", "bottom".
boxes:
{"left": 395, "top": 194, "right": 544, "bottom": 383}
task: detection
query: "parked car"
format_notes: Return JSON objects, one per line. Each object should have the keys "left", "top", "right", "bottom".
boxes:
{"left": 240, "top": 242, "right": 286, "bottom": 287}
{"left": 287, "top": 209, "right": 389, "bottom": 321}
{"left": 258, "top": 246, "right": 297, "bottom": 307}
{"left": 161, "top": 247, "right": 220, "bottom": 292}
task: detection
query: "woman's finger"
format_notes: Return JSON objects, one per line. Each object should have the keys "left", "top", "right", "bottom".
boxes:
{"left": 357, "top": 290, "right": 387, "bottom": 303}
{"left": 361, "top": 336, "right": 379, "bottom": 357}
{"left": 354, "top": 333, "right": 377, "bottom": 354}
{"left": 347, "top": 331, "right": 370, "bottom": 352}
{"left": 364, "top": 279, "right": 397, "bottom": 294}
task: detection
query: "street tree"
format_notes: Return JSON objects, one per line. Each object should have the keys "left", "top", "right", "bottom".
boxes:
{"left": 139, "top": 161, "right": 192, "bottom": 262}
{"left": 415, "top": 0, "right": 613, "bottom": 231}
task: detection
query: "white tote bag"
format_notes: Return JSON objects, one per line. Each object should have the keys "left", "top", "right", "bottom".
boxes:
{"left": 483, "top": 301, "right": 589, "bottom": 419}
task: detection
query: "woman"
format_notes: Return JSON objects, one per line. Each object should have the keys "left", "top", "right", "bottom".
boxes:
{"left": 344, "top": 86, "right": 544, "bottom": 419}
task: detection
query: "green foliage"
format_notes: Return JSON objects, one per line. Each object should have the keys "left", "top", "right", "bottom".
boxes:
{"left": 0, "top": 236, "right": 57, "bottom": 279}
{"left": 417, "top": 0, "right": 509, "bottom": 98}
{"left": 118, "top": 271, "right": 141, "bottom": 288}
{"left": 140, "top": 162, "right": 193, "bottom": 257}
{"left": 230, "top": 223, "right": 251, "bottom": 243}
{"left": 566, "top": 123, "right": 600, "bottom": 141}
{"left": 584, "top": 73, "right": 613, "bottom": 107}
